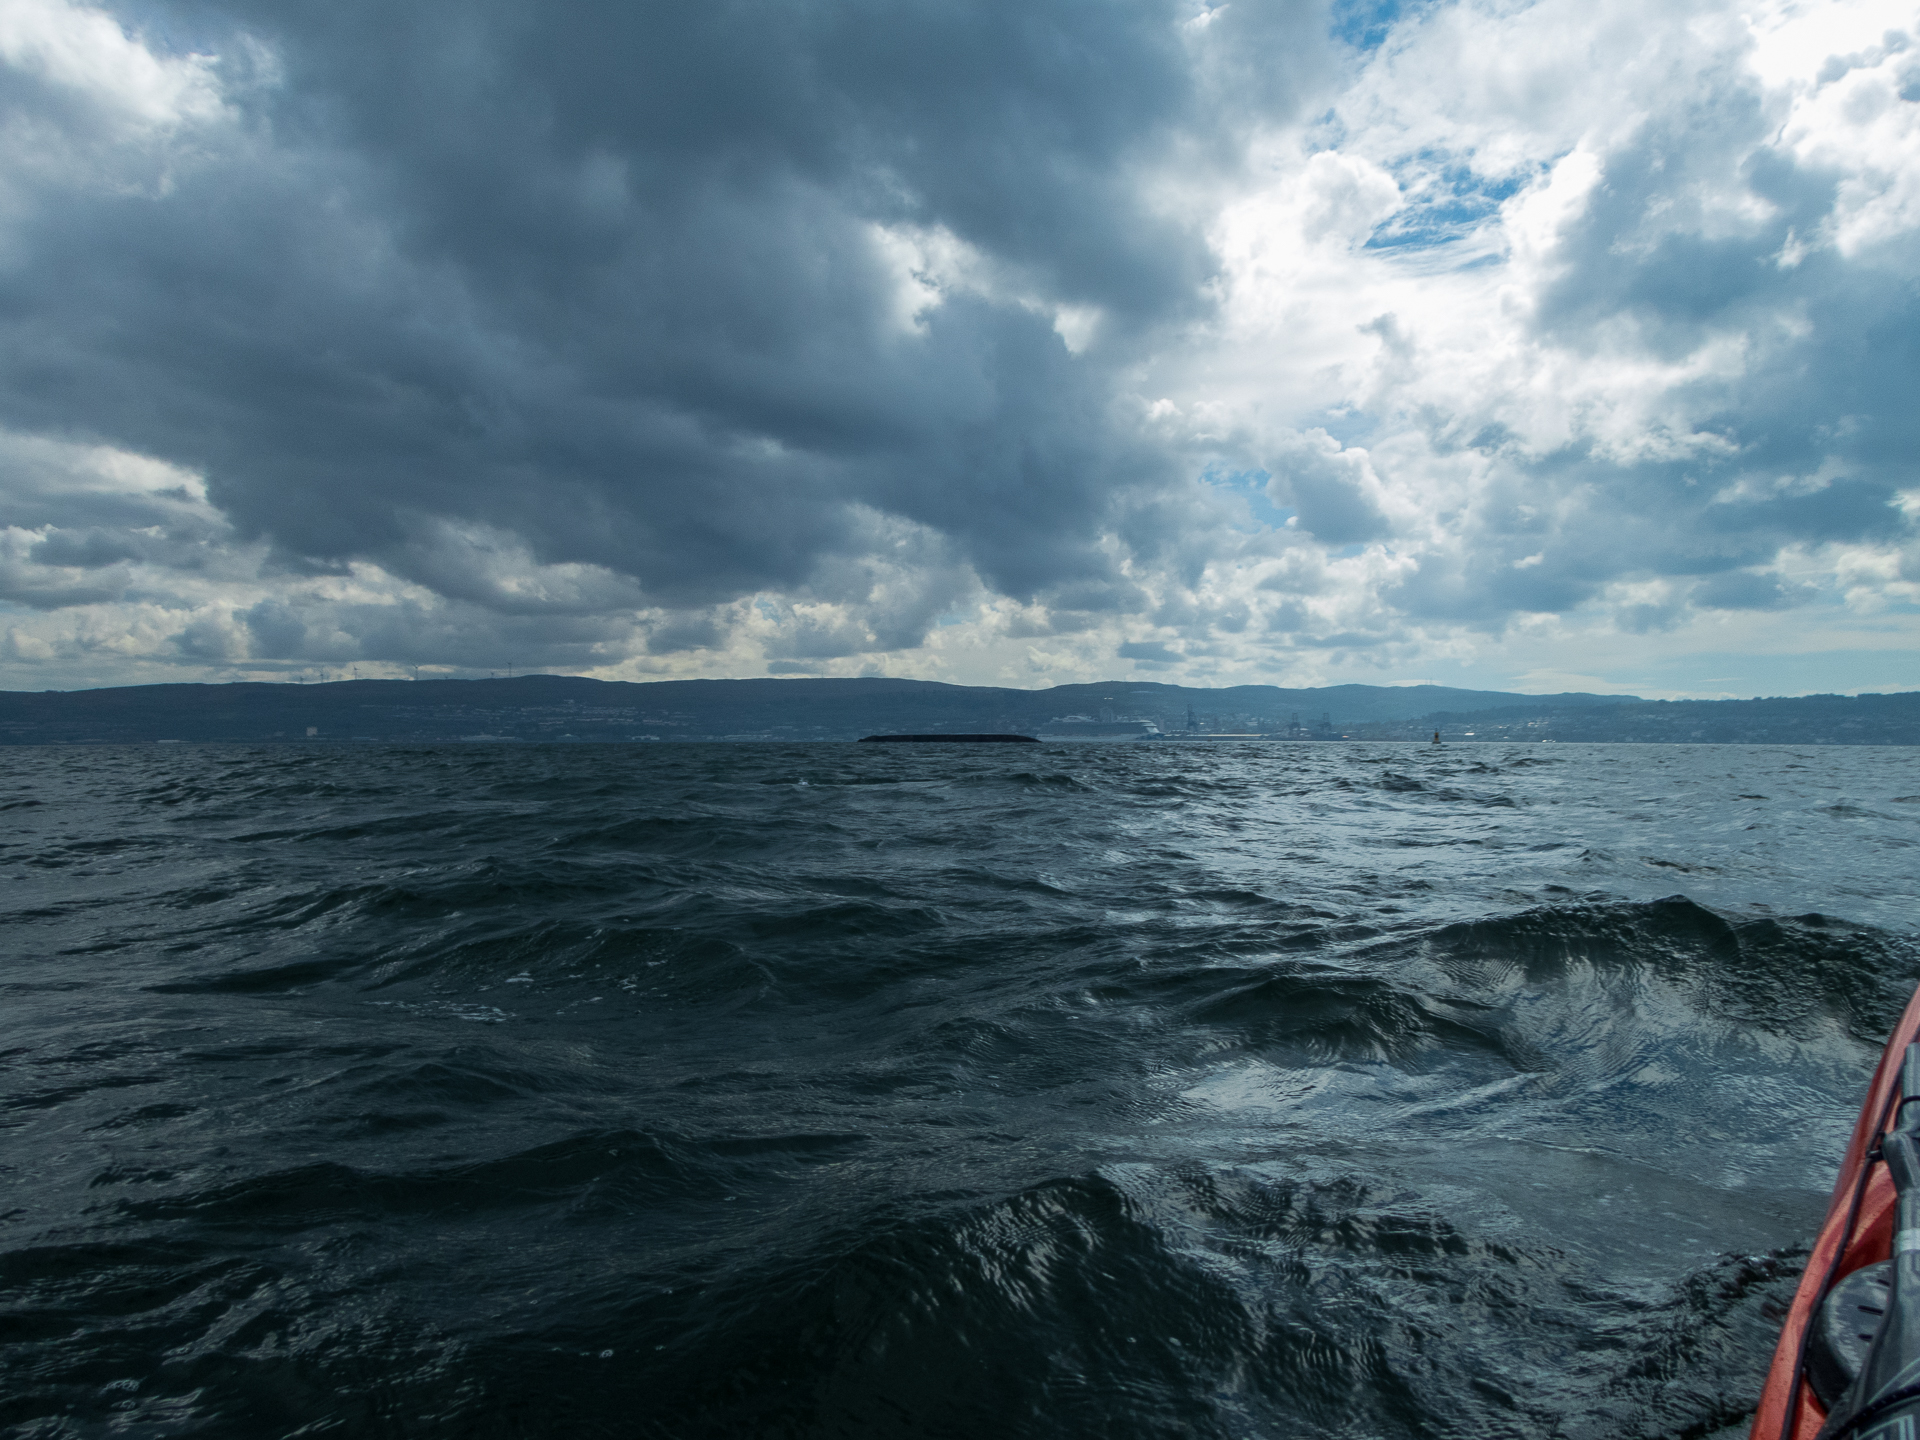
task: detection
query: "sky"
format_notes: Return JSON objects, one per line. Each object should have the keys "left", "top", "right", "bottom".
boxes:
{"left": 1, "top": 0, "right": 1917, "bottom": 698}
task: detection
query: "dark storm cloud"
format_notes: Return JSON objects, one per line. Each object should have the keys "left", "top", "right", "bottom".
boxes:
{"left": 1118, "top": 638, "right": 1181, "bottom": 663}
{"left": 1263, "top": 435, "right": 1392, "bottom": 545}
{"left": 1692, "top": 568, "right": 1812, "bottom": 610}
{"left": 1521, "top": 81, "right": 1919, "bottom": 550}
{"left": 1387, "top": 444, "right": 1906, "bottom": 627}
{"left": 232, "top": 593, "right": 637, "bottom": 670}
{"left": 28, "top": 528, "right": 145, "bottom": 568}
{"left": 0, "top": 560, "right": 129, "bottom": 610}
{"left": 0, "top": 0, "right": 1329, "bottom": 651}
{"left": 7, "top": 0, "right": 1912, "bottom": 687}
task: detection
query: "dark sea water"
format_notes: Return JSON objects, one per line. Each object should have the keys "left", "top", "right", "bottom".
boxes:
{"left": 6, "top": 741, "right": 1920, "bottom": 1440}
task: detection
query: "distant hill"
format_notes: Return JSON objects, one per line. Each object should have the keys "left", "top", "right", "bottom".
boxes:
{"left": 1388, "top": 692, "right": 1920, "bottom": 746}
{"left": 0, "top": 675, "right": 1632, "bottom": 744}
{"left": 0, "top": 674, "right": 1910, "bottom": 744}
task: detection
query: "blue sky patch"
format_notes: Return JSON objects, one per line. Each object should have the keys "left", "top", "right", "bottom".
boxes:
{"left": 1367, "top": 156, "right": 1533, "bottom": 252}
{"left": 1332, "top": 0, "right": 1419, "bottom": 52}
{"left": 1203, "top": 466, "right": 1292, "bottom": 531}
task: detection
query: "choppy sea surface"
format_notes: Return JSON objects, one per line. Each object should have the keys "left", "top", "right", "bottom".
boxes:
{"left": 6, "top": 740, "right": 1920, "bottom": 1440}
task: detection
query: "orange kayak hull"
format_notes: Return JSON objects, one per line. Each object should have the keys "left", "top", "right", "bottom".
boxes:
{"left": 1750, "top": 983, "right": 1920, "bottom": 1440}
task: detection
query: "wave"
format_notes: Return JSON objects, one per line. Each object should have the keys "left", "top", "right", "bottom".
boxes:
{"left": 11, "top": 742, "right": 1920, "bottom": 1438}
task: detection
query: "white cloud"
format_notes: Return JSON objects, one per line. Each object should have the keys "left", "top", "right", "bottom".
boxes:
{"left": 0, "top": 0, "right": 225, "bottom": 129}
{"left": 0, "top": 0, "right": 236, "bottom": 207}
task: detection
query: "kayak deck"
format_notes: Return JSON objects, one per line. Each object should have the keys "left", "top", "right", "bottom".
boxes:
{"left": 1750, "top": 983, "right": 1920, "bottom": 1440}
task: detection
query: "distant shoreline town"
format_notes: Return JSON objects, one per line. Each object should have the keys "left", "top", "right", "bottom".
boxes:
{"left": 1, "top": 676, "right": 1914, "bottom": 747}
